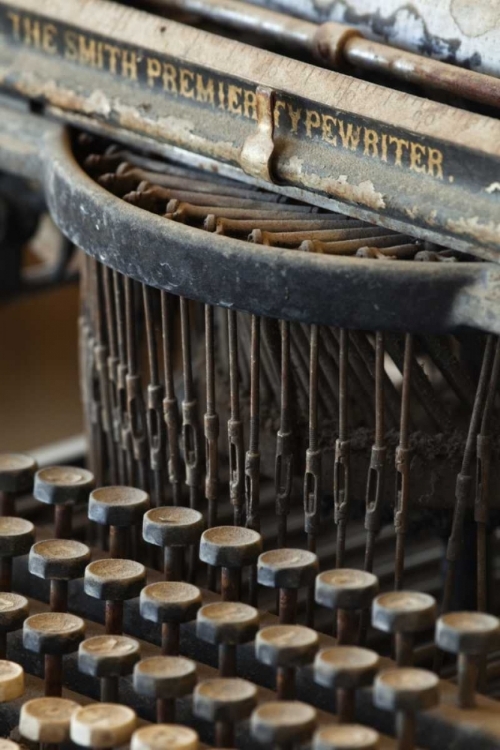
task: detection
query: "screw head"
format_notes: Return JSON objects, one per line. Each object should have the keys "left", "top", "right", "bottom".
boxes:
{"left": 197, "top": 602, "right": 259, "bottom": 646}
{"left": 257, "top": 549, "right": 319, "bottom": 590}
{"left": 199, "top": 526, "right": 262, "bottom": 568}
{"left": 315, "top": 570, "right": 379, "bottom": 611}
{"left": 140, "top": 582, "right": 201, "bottom": 624}
{"left": 89, "top": 486, "right": 149, "bottom": 527}
{"left": 314, "top": 647, "right": 379, "bottom": 690}
{"left": 436, "top": 612, "right": 500, "bottom": 655}
{"left": 256, "top": 625, "right": 319, "bottom": 668}
{"left": 374, "top": 668, "right": 439, "bottom": 713}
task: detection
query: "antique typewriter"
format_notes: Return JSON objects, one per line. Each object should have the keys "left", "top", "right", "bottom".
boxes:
{"left": 0, "top": 1, "right": 500, "bottom": 749}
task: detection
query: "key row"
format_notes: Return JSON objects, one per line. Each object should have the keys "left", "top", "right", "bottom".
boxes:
{"left": 0, "top": 657, "right": 442, "bottom": 750}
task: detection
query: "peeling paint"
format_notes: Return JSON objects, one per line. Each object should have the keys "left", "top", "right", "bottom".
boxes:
{"left": 282, "top": 155, "right": 386, "bottom": 210}
{"left": 447, "top": 215, "right": 500, "bottom": 246}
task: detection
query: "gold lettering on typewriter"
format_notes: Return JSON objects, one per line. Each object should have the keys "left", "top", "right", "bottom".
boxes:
{"left": 3, "top": 10, "right": 446, "bottom": 182}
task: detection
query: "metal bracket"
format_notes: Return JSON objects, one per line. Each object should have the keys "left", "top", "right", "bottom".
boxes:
{"left": 240, "top": 86, "right": 276, "bottom": 183}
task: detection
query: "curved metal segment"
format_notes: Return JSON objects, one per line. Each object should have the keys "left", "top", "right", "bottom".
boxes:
{"left": 0, "top": 104, "right": 497, "bottom": 335}
{"left": 39, "top": 128, "right": 499, "bottom": 335}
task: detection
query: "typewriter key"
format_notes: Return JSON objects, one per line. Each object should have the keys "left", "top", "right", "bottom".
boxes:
{"left": 29, "top": 539, "right": 91, "bottom": 613}
{"left": 84, "top": 559, "right": 146, "bottom": 635}
{"left": 140, "top": 581, "right": 201, "bottom": 656}
{"left": 199, "top": 527, "right": 262, "bottom": 602}
{"left": 256, "top": 625, "right": 319, "bottom": 700}
{"left": 197, "top": 602, "right": 259, "bottom": 677}
{"left": 23, "top": 612, "right": 85, "bottom": 696}
{"left": 257, "top": 549, "right": 319, "bottom": 624}
{"left": 79, "top": 635, "right": 140, "bottom": 702}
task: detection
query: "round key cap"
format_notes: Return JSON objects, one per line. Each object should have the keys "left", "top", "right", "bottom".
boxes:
{"left": 70, "top": 703, "right": 136, "bottom": 749}
{"left": 251, "top": 701, "right": 316, "bottom": 748}
{"left": 314, "top": 647, "right": 380, "bottom": 690}
{"left": 0, "top": 592, "right": 29, "bottom": 659}
{"left": 0, "top": 740, "right": 21, "bottom": 750}
{"left": 29, "top": 539, "right": 91, "bottom": 614}
{"left": 143, "top": 507, "right": 204, "bottom": 548}
{"left": 0, "top": 453, "right": 37, "bottom": 493}
{"left": 84, "top": 559, "right": 146, "bottom": 602}
{"left": 89, "top": 486, "right": 149, "bottom": 527}
{"left": 131, "top": 725, "right": 199, "bottom": 750}
{"left": 29, "top": 540, "right": 91, "bottom": 581}
{"left": 197, "top": 601, "right": 259, "bottom": 677}
{"left": 436, "top": 611, "right": 500, "bottom": 708}
{"left": 257, "top": 549, "right": 319, "bottom": 624}
{"left": 197, "top": 602, "right": 259, "bottom": 646}
{"left": 20, "top": 697, "right": 79, "bottom": 743}
{"left": 316, "top": 570, "right": 379, "bottom": 645}
{"left": 316, "top": 570, "right": 379, "bottom": 611}
{"left": 256, "top": 625, "right": 319, "bottom": 668}
{"left": 0, "top": 660, "right": 24, "bottom": 701}
{"left": 79, "top": 635, "right": 141, "bottom": 677}
{"left": 23, "top": 612, "right": 85, "bottom": 655}
{"left": 140, "top": 582, "right": 202, "bottom": 625}
{"left": 372, "top": 592, "right": 436, "bottom": 635}
{"left": 0, "top": 517, "right": 35, "bottom": 593}
{"left": 436, "top": 612, "right": 500, "bottom": 655}
{"left": 313, "top": 724, "right": 380, "bottom": 750}
{"left": 200, "top": 527, "right": 262, "bottom": 603}
{"left": 200, "top": 527, "right": 262, "bottom": 569}
{"left": 258, "top": 549, "right": 319, "bottom": 589}
{"left": 134, "top": 656, "right": 197, "bottom": 724}
{"left": 193, "top": 677, "right": 257, "bottom": 722}
{"left": 256, "top": 624, "right": 319, "bottom": 700}
{"left": 23, "top": 613, "right": 85, "bottom": 697}
{"left": 85, "top": 559, "right": 146, "bottom": 636}
{"left": 0, "top": 592, "right": 28, "bottom": 633}
{"left": 0, "top": 517, "right": 35, "bottom": 558}
{"left": 34, "top": 466, "right": 94, "bottom": 540}
{"left": 134, "top": 655, "right": 196, "bottom": 697}
{"left": 34, "top": 467, "right": 94, "bottom": 505}
{"left": 194, "top": 677, "right": 257, "bottom": 745}
{"left": 314, "top": 646, "right": 379, "bottom": 723}
{"left": 79, "top": 635, "right": 141, "bottom": 703}
{"left": 372, "top": 591, "right": 436, "bottom": 667}
{"left": 89, "top": 487, "right": 149, "bottom": 559}
{"left": 374, "top": 668, "right": 439, "bottom": 712}
{"left": 140, "top": 581, "right": 202, "bottom": 657}
{"left": 144, "top": 507, "right": 204, "bottom": 582}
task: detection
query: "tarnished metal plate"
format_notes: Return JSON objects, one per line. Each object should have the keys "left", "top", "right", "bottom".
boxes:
{"left": 1, "top": 0, "right": 500, "bottom": 258}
